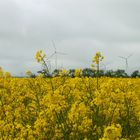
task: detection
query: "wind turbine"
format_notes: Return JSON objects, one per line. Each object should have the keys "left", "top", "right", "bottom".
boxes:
{"left": 118, "top": 53, "right": 133, "bottom": 72}
{"left": 101, "top": 62, "right": 112, "bottom": 71}
{"left": 49, "top": 40, "right": 66, "bottom": 70}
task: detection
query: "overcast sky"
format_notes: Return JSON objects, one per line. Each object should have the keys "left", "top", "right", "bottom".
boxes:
{"left": 0, "top": 0, "right": 140, "bottom": 75}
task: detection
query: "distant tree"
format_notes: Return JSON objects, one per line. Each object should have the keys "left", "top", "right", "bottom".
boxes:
{"left": 25, "top": 70, "right": 36, "bottom": 78}
{"left": 68, "top": 69, "right": 75, "bottom": 78}
{"left": 82, "top": 68, "right": 95, "bottom": 77}
{"left": 98, "top": 70, "right": 105, "bottom": 77}
{"left": 52, "top": 69, "right": 60, "bottom": 77}
{"left": 131, "top": 70, "right": 140, "bottom": 78}
{"left": 105, "top": 70, "right": 115, "bottom": 77}
{"left": 114, "top": 69, "right": 128, "bottom": 77}
{"left": 37, "top": 69, "right": 52, "bottom": 77}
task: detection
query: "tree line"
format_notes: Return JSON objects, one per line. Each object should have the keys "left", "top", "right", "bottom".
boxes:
{"left": 27, "top": 68, "right": 140, "bottom": 78}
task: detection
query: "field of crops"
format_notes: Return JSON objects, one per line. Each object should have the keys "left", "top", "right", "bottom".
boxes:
{"left": 0, "top": 77, "right": 140, "bottom": 140}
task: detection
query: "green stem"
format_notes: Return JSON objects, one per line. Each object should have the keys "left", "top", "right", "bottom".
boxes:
{"left": 97, "top": 60, "right": 99, "bottom": 90}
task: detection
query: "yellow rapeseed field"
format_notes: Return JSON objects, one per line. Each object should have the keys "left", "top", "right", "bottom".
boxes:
{"left": 0, "top": 77, "right": 140, "bottom": 140}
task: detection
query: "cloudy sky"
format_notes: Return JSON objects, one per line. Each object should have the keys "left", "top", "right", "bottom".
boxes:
{"left": 0, "top": 0, "right": 140, "bottom": 75}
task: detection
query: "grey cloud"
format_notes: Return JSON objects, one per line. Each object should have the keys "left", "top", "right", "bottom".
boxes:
{"left": 0, "top": 0, "right": 140, "bottom": 75}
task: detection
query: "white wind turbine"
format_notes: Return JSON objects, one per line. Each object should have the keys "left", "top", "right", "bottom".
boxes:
{"left": 118, "top": 53, "right": 133, "bottom": 72}
{"left": 49, "top": 41, "right": 66, "bottom": 70}
{"left": 101, "top": 62, "right": 112, "bottom": 71}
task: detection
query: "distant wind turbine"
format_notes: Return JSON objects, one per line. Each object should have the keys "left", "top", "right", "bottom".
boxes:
{"left": 49, "top": 40, "right": 66, "bottom": 70}
{"left": 101, "top": 62, "right": 112, "bottom": 71}
{"left": 118, "top": 53, "right": 133, "bottom": 72}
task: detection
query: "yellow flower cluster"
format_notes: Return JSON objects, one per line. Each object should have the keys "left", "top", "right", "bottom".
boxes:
{"left": 35, "top": 50, "right": 46, "bottom": 62}
{"left": 0, "top": 77, "right": 140, "bottom": 139}
{"left": 59, "top": 69, "right": 68, "bottom": 77}
{"left": 91, "top": 52, "right": 104, "bottom": 70}
{"left": 75, "top": 68, "right": 82, "bottom": 77}
{"left": 0, "top": 67, "right": 11, "bottom": 78}
{"left": 100, "top": 124, "right": 122, "bottom": 140}
{"left": 92, "top": 52, "right": 104, "bottom": 65}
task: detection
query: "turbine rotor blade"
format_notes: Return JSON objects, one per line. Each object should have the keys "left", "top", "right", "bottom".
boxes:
{"left": 127, "top": 53, "right": 133, "bottom": 59}
{"left": 48, "top": 53, "right": 55, "bottom": 58}
{"left": 56, "top": 51, "right": 67, "bottom": 55}
{"left": 52, "top": 40, "right": 56, "bottom": 50}
{"left": 118, "top": 56, "right": 125, "bottom": 59}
